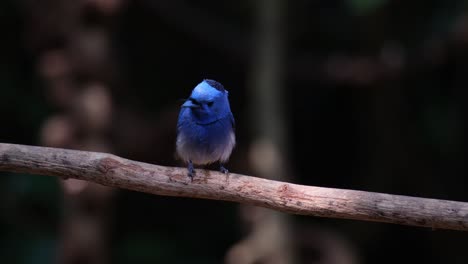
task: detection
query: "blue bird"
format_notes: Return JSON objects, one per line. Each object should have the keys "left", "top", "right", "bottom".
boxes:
{"left": 176, "top": 79, "right": 236, "bottom": 179}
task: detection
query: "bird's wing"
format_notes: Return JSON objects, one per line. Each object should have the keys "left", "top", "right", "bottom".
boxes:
{"left": 229, "top": 112, "right": 235, "bottom": 130}
{"left": 176, "top": 108, "right": 188, "bottom": 132}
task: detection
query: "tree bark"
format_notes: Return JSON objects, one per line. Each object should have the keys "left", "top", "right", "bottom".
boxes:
{"left": 1, "top": 142, "right": 468, "bottom": 231}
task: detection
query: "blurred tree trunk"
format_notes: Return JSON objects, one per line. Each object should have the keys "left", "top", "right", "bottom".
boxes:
{"left": 25, "top": 1, "right": 123, "bottom": 263}
{"left": 226, "top": 0, "right": 296, "bottom": 263}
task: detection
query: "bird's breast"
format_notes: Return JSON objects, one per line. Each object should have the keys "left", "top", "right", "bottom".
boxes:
{"left": 176, "top": 116, "right": 235, "bottom": 165}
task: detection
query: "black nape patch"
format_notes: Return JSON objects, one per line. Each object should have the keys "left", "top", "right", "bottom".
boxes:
{"left": 204, "top": 79, "right": 225, "bottom": 91}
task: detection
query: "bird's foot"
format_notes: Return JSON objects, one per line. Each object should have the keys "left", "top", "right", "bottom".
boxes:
{"left": 220, "top": 164, "right": 229, "bottom": 174}
{"left": 188, "top": 160, "right": 195, "bottom": 181}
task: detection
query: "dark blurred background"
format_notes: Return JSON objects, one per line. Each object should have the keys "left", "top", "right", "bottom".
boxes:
{"left": 1, "top": 0, "right": 468, "bottom": 263}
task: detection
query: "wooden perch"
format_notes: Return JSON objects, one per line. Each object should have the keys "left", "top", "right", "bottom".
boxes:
{"left": 1, "top": 142, "right": 467, "bottom": 231}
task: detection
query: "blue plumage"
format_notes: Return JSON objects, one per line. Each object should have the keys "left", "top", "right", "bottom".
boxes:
{"left": 176, "top": 79, "right": 236, "bottom": 178}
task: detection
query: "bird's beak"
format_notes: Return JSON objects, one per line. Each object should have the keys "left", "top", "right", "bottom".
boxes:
{"left": 182, "top": 100, "right": 199, "bottom": 108}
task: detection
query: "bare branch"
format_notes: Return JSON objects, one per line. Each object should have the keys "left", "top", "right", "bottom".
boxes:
{"left": 1, "top": 143, "right": 468, "bottom": 231}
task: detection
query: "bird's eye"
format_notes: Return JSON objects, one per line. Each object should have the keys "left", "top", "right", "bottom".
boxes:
{"left": 189, "top": 97, "right": 200, "bottom": 105}
{"left": 207, "top": 101, "right": 214, "bottom": 107}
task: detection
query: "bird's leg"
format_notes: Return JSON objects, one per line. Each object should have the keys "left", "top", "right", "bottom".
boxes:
{"left": 188, "top": 160, "right": 195, "bottom": 180}
{"left": 219, "top": 163, "right": 229, "bottom": 174}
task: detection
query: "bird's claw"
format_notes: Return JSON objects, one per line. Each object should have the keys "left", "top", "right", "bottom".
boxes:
{"left": 188, "top": 160, "right": 195, "bottom": 181}
{"left": 220, "top": 165, "right": 229, "bottom": 174}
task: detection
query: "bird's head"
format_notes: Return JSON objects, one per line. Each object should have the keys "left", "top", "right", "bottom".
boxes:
{"left": 181, "top": 79, "right": 231, "bottom": 124}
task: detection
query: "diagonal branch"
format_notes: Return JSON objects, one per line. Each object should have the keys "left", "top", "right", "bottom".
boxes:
{"left": 1, "top": 142, "right": 468, "bottom": 231}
